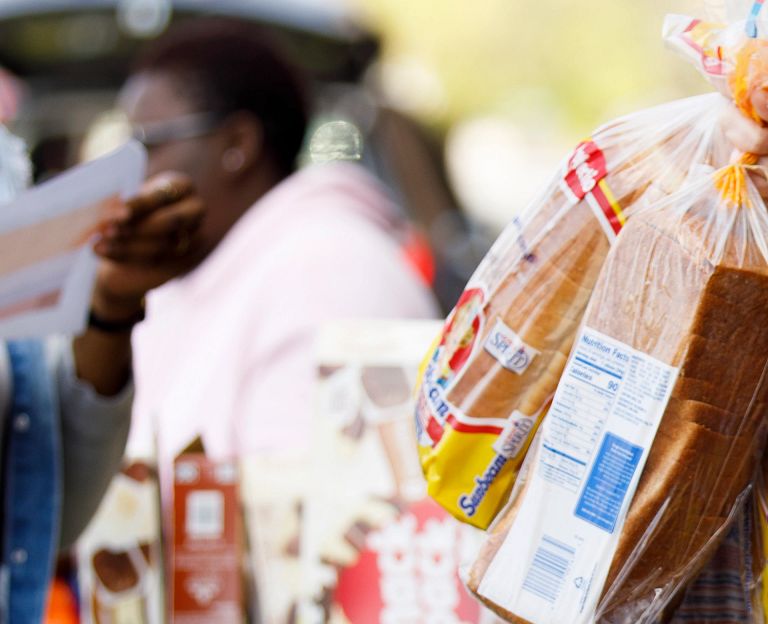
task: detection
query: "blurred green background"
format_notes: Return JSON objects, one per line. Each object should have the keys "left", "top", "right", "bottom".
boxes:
{"left": 347, "top": 0, "right": 715, "bottom": 227}
{"left": 356, "top": 0, "right": 705, "bottom": 134}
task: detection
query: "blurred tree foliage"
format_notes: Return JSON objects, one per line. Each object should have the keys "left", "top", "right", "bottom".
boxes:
{"left": 356, "top": 0, "right": 715, "bottom": 137}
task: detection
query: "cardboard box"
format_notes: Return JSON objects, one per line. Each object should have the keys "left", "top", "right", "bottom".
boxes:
{"left": 241, "top": 454, "right": 306, "bottom": 623}
{"left": 298, "top": 320, "right": 490, "bottom": 624}
{"left": 171, "top": 447, "right": 244, "bottom": 624}
{"left": 76, "top": 461, "right": 164, "bottom": 624}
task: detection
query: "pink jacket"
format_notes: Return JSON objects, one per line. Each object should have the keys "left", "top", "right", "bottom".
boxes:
{"left": 128, "top": 163, "right": 438, "bottom": 468}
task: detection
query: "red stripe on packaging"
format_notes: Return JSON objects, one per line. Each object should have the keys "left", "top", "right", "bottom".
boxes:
{"left": 590, "top": 183, "right": 623, "bottom": 236}
{"left": 446, "top": 414, "right": 505, "bottom": 436}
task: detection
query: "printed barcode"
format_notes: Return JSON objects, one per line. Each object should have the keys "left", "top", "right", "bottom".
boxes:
{"left": 186, "top": 490, "right": 224, "bottom": 539}
{"left": 521, "top": 535, "right": 575, "bottom": 604}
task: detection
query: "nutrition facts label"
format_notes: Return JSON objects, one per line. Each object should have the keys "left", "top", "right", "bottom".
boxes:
{"left": 477, "top": 326, "right": 678, "bottom": 624}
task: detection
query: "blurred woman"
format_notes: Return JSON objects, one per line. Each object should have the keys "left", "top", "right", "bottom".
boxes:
{"left": 120, "top": 19, "right": 438, "bottom": 494}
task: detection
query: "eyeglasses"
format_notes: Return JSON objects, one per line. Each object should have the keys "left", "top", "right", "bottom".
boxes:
{"left": 130, "top": 112, "right": 226, "bottom": 148}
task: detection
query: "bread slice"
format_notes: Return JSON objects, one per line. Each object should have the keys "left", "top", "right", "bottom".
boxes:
{"left": 468, "top": 202, "right": 768, "bottom": 623}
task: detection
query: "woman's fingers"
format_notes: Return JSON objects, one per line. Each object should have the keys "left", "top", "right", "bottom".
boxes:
{"left": 94, "top": 231, "right": 201, "bottom": 263}
{"left": 95, "top": 172, "right": 204, "bottom": 263}
{"left": 124, "top": 172, "right": 196, "bottom": 222}
{"left": 109, "top": 195, "right": 204, "bottom": 239}
{"left": 722, "top": 103, "right": 768, "bottom": 155}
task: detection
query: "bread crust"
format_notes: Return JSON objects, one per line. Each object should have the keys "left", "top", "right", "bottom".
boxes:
{"left": 469, "top": 204, "right": 768, "bottom": 623}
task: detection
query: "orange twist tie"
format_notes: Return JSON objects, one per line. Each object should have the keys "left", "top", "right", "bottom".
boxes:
{"left": 715, "top": 152, "right": 760, "bottom": 205}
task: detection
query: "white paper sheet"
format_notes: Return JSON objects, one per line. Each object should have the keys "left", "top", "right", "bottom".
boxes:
{"left": 0, "top": 141, "right": 146, "bottom": 338}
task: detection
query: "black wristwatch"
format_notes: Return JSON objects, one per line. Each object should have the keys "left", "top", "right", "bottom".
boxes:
{"left": 87, "top": 307, "right": 146, "bottom": 333}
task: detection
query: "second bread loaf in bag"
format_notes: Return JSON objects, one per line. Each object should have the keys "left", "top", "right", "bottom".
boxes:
{"left": 468, "top": 158, "right": 768, "bottom": 623}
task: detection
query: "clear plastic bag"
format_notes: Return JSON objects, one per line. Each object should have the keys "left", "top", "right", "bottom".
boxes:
{"left": 664, "top": 5, "right": 768, "bottom": 124}
{"left": 466, "top": 159, "right": 768, "bottom": 623}
{"left": 412, "top": 0, "right": 768, "bottom": 621}
{"left": 414, "top": 93, "right": 732, "bottom": 530}
{"left": 670, "top": 482, "right": 765, "bottom": 622}
{"left": 665, "top": 6, "right": 768, "bottom": 621}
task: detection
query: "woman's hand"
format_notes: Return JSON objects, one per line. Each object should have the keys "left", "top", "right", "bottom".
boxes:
{"left": 74, "top": 172, "right": 205, "bottom": 395}
{"left": 721, "top": 103, "right": 768, "bottom": 200}
{"left": 90, "top": 171, "right": 205, "bottom": 321}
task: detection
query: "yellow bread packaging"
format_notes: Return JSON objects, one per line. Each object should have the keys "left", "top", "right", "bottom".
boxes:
{"left": 414, "top": 93, "right": 730, "bottom": 529}
{"left": 468, "top": 158, "right": 768, "bottom": 623}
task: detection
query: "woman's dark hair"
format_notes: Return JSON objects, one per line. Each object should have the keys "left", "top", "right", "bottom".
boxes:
{"left": 132, "top": 18, "right": 309, "bottom": 175}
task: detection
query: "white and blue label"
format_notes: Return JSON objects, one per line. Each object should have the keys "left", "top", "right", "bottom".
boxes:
{"left": 483, "top": 319, "right": 539, "bottom": 375}
{"left": 477, "top": 326, "right": 678, "bottom": 624}
{"left": 575, "top": 433, "right": 643, "bottom": 533}
{"left": 493, "top": 410, "right": 537, "bottom": 459}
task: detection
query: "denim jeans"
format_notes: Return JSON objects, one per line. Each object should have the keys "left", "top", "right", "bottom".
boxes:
{"left": 1, "top": 340, "right": 61, "bottom": 623}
